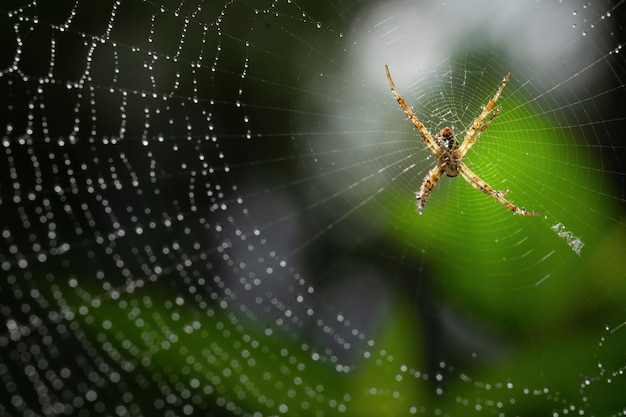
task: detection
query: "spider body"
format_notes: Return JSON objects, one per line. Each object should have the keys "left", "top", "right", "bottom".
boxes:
{"left": 435, "top": 127, "right": 460, "bottom": 177}
{"left": 385, "top": 65, "right": 537, "bottom": 216}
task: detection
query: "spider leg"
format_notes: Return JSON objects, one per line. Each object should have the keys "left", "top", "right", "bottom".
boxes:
{"left": 385, "top": 65, "right": 442, "bottom": 156}
{"left": 416, "top": 162, "right": 446, "bottom": 214}
{"left": 459, "top": 72, "right": 510, "bottom": 156}
{"left": 459, "top": 162, "right": 537, "bottom": 216}
{"left": 458, "top": 106, "right": 501, "bottom": 157}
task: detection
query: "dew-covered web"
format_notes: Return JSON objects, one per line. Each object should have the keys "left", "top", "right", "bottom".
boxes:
{"left": 1, "top": 0, "right": 626, "bottom": 416}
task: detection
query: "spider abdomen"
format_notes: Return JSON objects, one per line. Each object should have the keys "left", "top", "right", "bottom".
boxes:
{"left": 436, "top": 127, "right": 459, "bottom": 150}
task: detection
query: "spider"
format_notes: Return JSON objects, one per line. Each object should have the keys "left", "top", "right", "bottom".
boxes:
{"left": 385, "top": 65, "right": 537, "bottom": 216}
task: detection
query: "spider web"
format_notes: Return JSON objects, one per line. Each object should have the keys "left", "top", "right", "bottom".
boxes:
{"left": 1, "top": 0, "right": 625, "bottom": 416}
